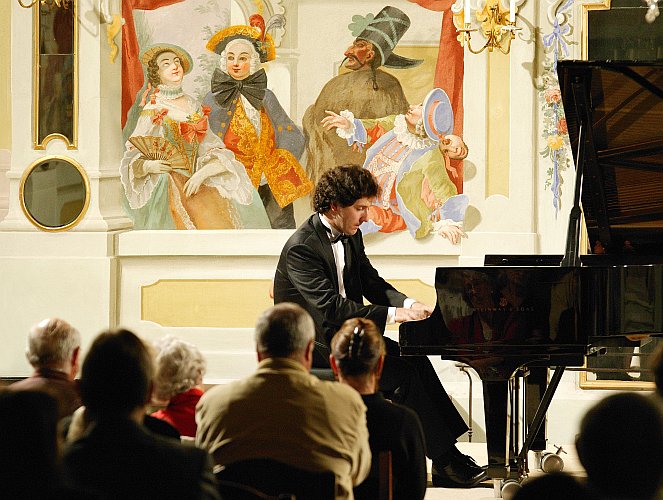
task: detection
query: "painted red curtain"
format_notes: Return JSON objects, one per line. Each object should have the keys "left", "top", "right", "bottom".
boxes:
{"left": 408, "top": 0, "right": 464, "bottom": 193}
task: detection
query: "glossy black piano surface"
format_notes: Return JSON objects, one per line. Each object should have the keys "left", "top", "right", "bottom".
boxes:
{"left": 400, "top": 267, "right": 587, "bottom": 367}
{"left": 400, "top": 264, "right": 663, "bottom": 363}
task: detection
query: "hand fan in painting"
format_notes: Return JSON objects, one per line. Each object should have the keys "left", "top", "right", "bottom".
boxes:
{"left": 128, "top": 136, "right": 190, "bottom": 172}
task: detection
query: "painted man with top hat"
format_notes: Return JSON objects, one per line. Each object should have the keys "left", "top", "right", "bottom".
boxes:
{"left": 203, "top": 16, "right": 313, "bottom": 229}
{"left": 322, "top": 88, "right": 469, "bottom": 244}
{"left": 303, "top": 6, "right": 421, "bottom": 184}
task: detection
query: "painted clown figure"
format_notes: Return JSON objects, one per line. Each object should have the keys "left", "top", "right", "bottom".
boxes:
{"left": 203, "top": 16, "right": 313, "bottom": 229}
{"left": 322, "top": 88, "right": 469, "bottom": 243}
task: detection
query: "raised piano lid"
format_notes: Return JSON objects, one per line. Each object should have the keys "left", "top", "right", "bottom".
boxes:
{"left": 557, "top": 60, "right": 663, "bottom": 256}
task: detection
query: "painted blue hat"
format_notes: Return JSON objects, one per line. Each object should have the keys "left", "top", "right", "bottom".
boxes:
{"left": 422, "top": 88, "right": 454, "bottom": 140}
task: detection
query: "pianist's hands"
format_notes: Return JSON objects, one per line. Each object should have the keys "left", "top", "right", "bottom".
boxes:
{"left": 395, "top": 302, "right": 433, "bottom": 323}
{"left": 411, "top": 301, "right": 434, "bottom": 315}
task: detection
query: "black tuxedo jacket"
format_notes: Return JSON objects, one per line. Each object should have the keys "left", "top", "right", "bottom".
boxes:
{"left": 274, "top": 214, "right": 407, "bottom": 365}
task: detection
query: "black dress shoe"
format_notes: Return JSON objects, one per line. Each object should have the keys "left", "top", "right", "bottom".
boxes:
{"left": 452, "top": 447, "right": 488, "bottom": 471}
{"left": 431, "top": 455, "right": 488, "bottom": 488}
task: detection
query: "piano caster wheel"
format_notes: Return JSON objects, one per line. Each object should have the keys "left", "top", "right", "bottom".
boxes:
{"left": 540, "top": 445, "right": 566, "bottom": 473}
{"left": 493, "top": 479, "right": 521, "bottom": 499}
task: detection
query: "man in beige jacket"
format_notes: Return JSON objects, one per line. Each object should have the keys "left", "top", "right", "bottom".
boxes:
{"left": 196, "top": 303, "right": 371, "bottom": 499}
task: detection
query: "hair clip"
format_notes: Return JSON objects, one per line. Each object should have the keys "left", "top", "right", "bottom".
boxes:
{"left": 348, "top": 325, "right": 365, "bottom": 359}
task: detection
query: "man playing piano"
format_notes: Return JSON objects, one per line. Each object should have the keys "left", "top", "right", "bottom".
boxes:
{"left": 273, "top": 165, "right": 487, "bottom": 488}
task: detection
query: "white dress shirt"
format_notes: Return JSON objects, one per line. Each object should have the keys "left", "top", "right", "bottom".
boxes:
{"left": 319, "top": 214, "right": 414, "bottom": 323}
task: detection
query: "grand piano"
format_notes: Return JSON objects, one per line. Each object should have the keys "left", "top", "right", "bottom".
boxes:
{"left": 400, "top": 60, "right": 663, "bottom": 493}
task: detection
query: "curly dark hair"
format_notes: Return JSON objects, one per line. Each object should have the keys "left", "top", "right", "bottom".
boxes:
{"left": 312, "top": 165, "right": 379, "bottom": 213}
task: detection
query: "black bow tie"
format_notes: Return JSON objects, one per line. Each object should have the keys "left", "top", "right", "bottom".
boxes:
{"left": 210, "top": 68, "right": 267, "bottom": 110}
{"left": 331, "top": 233, "right": 349, "bottom": 244}
{"left": 324, "top": 224, "right": 348, "bottom": 244}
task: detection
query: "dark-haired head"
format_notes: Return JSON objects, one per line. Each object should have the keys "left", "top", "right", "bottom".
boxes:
{"left": 80, "top": 329, "right": 154, "bottom": 420}
{"left": 0, "top": 390, "right": 60, "bottom": 493}
{"left": 651, "top": 341, "right": 663, "bottom": 398}
{"left": 330, "top": 318, "right": 385, "bottom": 382}
{"left": 313, "top": 165, "right": 379, "bottom": 214}
{"left": 576, "top": 392, "right": 663, "bottom": 499}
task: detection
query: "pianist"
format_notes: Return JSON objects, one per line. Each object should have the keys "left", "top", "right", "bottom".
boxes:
{"left": 274, "top": 165, "right": 487, "bottom": 487}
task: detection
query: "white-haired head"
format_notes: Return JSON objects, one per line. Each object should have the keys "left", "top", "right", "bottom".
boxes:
{"left": 26, "top": 318, "right": 81, "bottom": 373}
{"left": 218, "top": 38, "right": 262, "bottom": 77}
{"left": 152, "top": 335, "right": 206, "bottom": 401}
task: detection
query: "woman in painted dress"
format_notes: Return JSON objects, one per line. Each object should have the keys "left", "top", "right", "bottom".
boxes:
{"left": 322, "top": 88, "right": 469, "bottom": 243}
{"left": 120, "top": 43, "right": 270, "bottom": 230}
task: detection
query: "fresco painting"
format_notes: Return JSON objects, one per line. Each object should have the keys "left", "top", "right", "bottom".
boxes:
{"left": 120, "top": 1, "right": 469, "bottom": 241}
{"left": 321, "top": 88, "right": 468, "bottom": 243}
{"left": 120, "top": 42, "right": 270, "bottom": 229}
{"left": 202, "top": 17, "right": 313, "bottom": 229}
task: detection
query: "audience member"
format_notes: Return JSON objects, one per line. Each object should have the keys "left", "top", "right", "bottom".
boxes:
{"left": 513, "top": 472, "right": 596, "bottom": 500}
{"left": 151, "top": 335, "right": 206, "bottom": 438}
{"left": 196, "top": 303, "right": 371, "bottom": 500}
{"left": 9, "top": 318, "right": 81, "bottom": 419}
{"left": 67, "top": 405, "right": 180, "bottom": 443}
{"left": 0, "top": 389, "right": 93, "bottom": 499}
{"left": 576, "top": 392, "right": 663, "bottom": 500}
{"left": 330, "top": 317, "right": 427, "bottom": 500}
{"left": 62, "top": 329, "right": 219, "bottom": 499}
{"left": 651, "top": 341, "right": 663, "bottom": 398}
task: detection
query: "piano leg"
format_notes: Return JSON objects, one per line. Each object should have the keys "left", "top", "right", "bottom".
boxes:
{"left": 518, "top": 367, "right": 566, "bottom": 466}
{"left": 482, "top": 380, "right": 511, "bottom": 480}
{"left": 526, "top": 367, "right": 548, "bottom": 454}
{"left": 526, "top": 366, "right": 548, "bottom": 471}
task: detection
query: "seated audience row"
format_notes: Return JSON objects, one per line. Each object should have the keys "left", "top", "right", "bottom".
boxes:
{"left": 5, "top": 312, "right": 663, "bottom": 500}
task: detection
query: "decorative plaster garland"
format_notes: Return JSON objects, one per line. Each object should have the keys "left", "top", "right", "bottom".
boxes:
{"left": 538, "top": 0, "right": 574, "bottom": 215}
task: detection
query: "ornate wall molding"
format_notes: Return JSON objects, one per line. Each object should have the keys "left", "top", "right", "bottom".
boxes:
{"left": 538, "top": 0, "right": 575, "bottom": 215}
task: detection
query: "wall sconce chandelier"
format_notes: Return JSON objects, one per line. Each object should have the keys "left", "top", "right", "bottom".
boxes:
{"left": 452, "top": 0, "right": 520, "bottom": 54}
{"left": 17, "top": 0, "right": 72, "bottom": 8}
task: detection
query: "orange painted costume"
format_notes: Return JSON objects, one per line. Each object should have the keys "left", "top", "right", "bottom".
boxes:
{"left": 221, "top": 97, "right": 312, "bottom": 210}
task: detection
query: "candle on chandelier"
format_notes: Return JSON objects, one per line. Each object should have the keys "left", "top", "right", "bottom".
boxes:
{"left": 464, "top": 0, "right": 471, "bottom": 24}
{"left": 509, "top": 0, "right": 516, "bottom": 23}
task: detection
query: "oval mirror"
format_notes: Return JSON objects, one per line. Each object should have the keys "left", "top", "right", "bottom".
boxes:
{"left": 19, "top": 156, "right": 90, "bottom": 231}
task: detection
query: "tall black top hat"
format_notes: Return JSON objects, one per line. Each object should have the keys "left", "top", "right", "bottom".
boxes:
{"left": 348, "top": 6, "right": 423, "bottom": 69}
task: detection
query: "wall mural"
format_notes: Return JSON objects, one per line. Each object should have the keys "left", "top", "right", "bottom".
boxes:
{"left": 119, "top": 0, "right": 469, "bottom": 242}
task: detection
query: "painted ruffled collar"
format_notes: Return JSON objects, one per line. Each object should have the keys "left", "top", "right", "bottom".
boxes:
{"left": 157, "top": 83, "right": 185, "bottom": 100}
{"left": 393, "top": 114, "right": 435, "bottom": 150}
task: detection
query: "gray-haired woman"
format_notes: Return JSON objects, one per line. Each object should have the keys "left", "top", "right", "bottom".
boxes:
{"left": 151, "top": 335, "right": 206, "bottom": 438}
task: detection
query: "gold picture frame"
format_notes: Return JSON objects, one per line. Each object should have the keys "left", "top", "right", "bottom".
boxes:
{"left": 19, "top": 155, "right": 90, "bottom": 232}
{"left": 33, "top": 0, "right": 78, "bottom": 149}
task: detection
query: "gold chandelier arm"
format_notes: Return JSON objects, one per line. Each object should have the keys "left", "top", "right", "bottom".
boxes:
{"left": 467, "top": 38, "right": 490, "bottom": 55}
{"left": 498, "top": 32, "right": 514, "bottom": 54}
{"left": 17, "top": 0, "right": 39, "bottom": 7}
